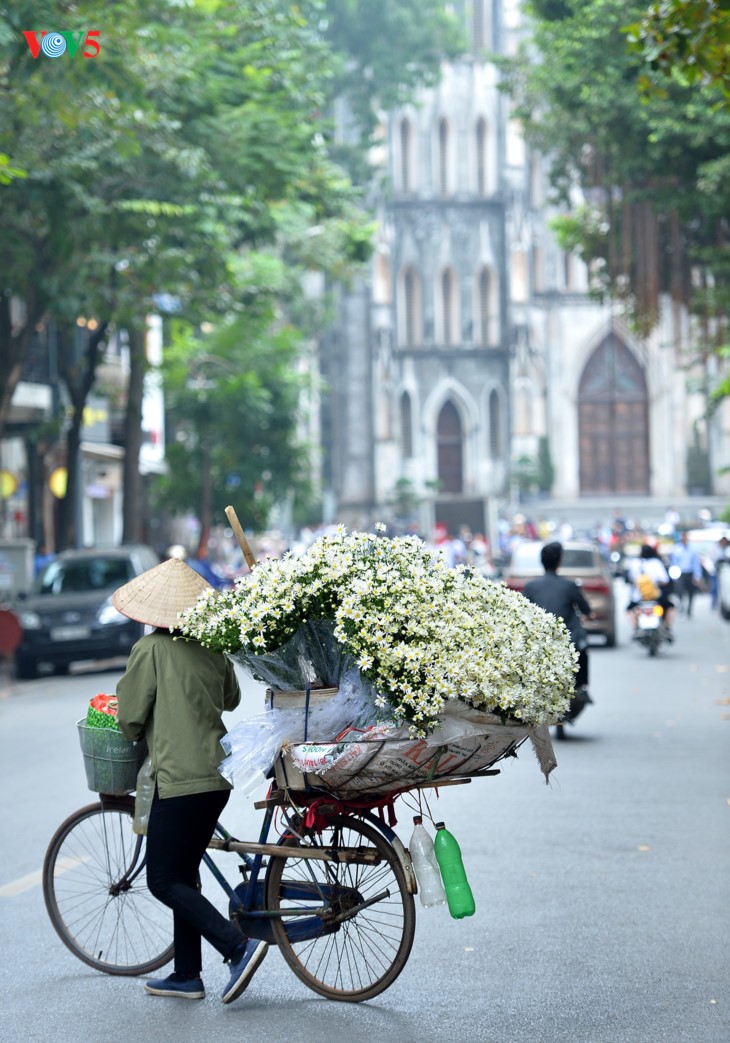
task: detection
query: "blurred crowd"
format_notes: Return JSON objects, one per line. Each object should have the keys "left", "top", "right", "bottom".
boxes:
{"left": 31, "top": 504, "right": 728, "bottom": 605}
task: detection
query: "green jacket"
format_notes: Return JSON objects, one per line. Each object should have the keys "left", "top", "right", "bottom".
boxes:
{"left": 116, "top": 631, "right": 241, "bottom": 798}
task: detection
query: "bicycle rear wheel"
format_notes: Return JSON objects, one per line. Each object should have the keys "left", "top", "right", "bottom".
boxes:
{"left": 43, "top": 799, "right": 174, "bottom": 975}
{"left": 266, "top": 815, "right": 416, "bottom": 1002}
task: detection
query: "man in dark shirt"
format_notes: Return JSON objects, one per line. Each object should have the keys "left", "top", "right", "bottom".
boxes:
{"left": 522, "top": 541, "right": 594, "bottom": 739}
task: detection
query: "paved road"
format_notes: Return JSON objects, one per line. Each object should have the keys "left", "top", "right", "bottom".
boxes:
{"left": 1, "top": 587, "right": 728, "bottom": 1042}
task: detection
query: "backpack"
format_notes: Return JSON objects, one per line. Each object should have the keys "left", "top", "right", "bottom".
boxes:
{"left": 637, "top": 568, "right": 660, "bottom": 601}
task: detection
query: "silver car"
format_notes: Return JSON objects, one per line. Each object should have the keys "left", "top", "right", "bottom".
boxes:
{"left": 502, "top": 540, "right": 617, "bottom": 647}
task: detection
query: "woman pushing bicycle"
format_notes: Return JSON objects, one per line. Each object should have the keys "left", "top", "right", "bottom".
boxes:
{"left": 113, "top": 557, "right": 267, "bottom": 1003}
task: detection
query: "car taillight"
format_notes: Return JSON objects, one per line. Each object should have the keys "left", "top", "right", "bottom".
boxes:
{"left": 504, "top": 579, "right": 526, "bottom": 591}
{"left": 581, "top": 579, "right": 610, "bottom": 595}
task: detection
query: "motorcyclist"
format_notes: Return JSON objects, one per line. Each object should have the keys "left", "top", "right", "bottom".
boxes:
{"left": 626, "top": 543, "right": 673, "bottom": 639}
{"left": 522, "top": 541, "right": 594, "bottom": 740}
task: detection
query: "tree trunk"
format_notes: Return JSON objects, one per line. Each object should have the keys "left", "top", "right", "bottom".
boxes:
{"left": 122, "top": 323, "right": 146, "bottom": 543}
{"left": 57, "top": 320, "right": 109, "bottom": 550}
{"left": 58, "top": 407, "right": 84, "bottom": 550}
{"left": 0, "top": 295, "right": 41, "bottom": 439}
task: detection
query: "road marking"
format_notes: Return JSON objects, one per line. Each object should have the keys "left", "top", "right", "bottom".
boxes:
{"left": 0, "top": 855, "right": 88, "bottom": 897}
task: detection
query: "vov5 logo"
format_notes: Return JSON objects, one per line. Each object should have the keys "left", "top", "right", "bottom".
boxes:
{"left": 22, "top": 31, "right": 101, "bottom": 59}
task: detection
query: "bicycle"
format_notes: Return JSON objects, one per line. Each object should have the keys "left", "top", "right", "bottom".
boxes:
{"left": 42, "top": 781, "right": 472, "bottom": 1002}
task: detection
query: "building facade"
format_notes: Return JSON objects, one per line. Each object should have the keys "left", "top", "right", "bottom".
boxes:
{"left": 320, "top": 0, "right": 730, "bottom": 545}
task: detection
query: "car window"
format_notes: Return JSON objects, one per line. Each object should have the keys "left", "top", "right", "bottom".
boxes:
{"left": 38, "top": 557, "right": 133, "bottom": 595}
{"left": 561, "top": 550, "right": 597, "bottom": 569}
{"left": 510, "top": 544, "right": 597, "bottom": 570}
{"left": 510, "top": 544, "right": 542, "bottom": 568}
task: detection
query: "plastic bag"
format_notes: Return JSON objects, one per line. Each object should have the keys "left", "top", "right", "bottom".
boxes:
{"left": 231, "top": 619, "right": 351, "bottom": 690}
{"left": 304, "top": 668, "right": 384, "bottom": 738}
{"left": 132, "top": 755, "right": 154, "bottom": 835}
{"left": 218, "top": 711, "right": 302, "bottom": 792}
{"left": 85, "top": 694, "right": 121, "bottom": 731}
{"left": 218, "top": 668, "right": 383, "bottom": 793}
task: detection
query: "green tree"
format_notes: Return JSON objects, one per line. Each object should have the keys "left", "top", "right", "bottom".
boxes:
{"left": 500, "top": 0, "right": 729, "bottom": 396}
{"left": 1, "top": 0, "right": 461, "bottom": 548}
{"left": 156, "top": 312, "right": 309, "bottom": 534}
{"left": 0, "top": 0, "right": 365, "bottom": 546}
{"left": 625, "top": 1, "right": 730, "bottom": 106}
{"left": 318, "top": 0, "right": 463, "bottom": 135}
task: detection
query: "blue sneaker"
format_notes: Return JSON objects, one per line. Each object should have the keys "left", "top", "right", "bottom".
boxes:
{"left": 222, "top": 940, "right": 268, "bottom": 1004}
{"left": 144, "top": 973, "right": 205, "bottom": 1000}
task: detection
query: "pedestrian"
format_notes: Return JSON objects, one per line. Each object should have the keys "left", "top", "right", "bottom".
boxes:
{"left": 522, "top": 541, "right": 594, "bottom": 740}
{"left": 670, "top": 532, "right": 703, "bottom": 617}
{"left": 112, "top": 557, "right": 267, "bottom": 1003}
{"left": 711, "top": 535, "right": 730, "bottom": 610}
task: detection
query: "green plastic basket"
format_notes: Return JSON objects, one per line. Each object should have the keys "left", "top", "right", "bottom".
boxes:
{"left": 77, "top": 719, "right": 147, "bottom": 795}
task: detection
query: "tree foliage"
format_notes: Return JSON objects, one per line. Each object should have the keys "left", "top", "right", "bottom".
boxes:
{"left": 0, "top": 0, "right": 366, "bottom": 543}
{"left": 317, "top": 0, "right": 464, "bottom": 135}
{"left": 625, "top": 1, "right": 730, "bottom": 106}
{"left": 1, "top": 0, "right": 460, "bottom": 544}
{"left": 155, "top": 313, "right": 309, "bottom": 533}
{"left": 501, "top": 0, "right": 729, "bottom": 353}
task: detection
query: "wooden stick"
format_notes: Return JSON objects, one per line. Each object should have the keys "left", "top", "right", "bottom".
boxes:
{"left": 225, "top": 505, "right": 256, "bottom": 569}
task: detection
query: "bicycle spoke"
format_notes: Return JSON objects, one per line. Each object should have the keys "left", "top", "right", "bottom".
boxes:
{"left": 267, "top": 816, "right": 415, "bottom": 1001}
{"left": 44, "top": 802, "right": 174, "bottom": 976}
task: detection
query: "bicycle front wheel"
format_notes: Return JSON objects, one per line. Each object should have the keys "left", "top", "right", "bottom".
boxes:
{"left": 266, "top": 815, "right": 416, "bottom": 1002}
{"left": 43, "top": 800, "right": 174, "bottom": 976}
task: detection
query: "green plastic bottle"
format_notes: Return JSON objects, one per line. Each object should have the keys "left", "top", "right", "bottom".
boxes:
{"left": 433, "top": 822, "right": 476, "bottom": 919}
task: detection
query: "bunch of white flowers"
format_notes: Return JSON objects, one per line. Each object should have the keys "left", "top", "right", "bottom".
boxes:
{"left": 180, "top": 526, "right": 576, "bottom": 734}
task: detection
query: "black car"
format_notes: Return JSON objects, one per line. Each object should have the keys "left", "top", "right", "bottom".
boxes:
{"left": 14, "top": 545, "right": 159, "bottom": 678}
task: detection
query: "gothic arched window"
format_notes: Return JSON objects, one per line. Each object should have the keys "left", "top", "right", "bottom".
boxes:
{"left": 440, "top": 268, "right": 459, "bottom": 346}
{"left": 473, "top": 1, "right": 488, "bottom": 51}
{"left": 476, "top": 118, "right": 487, "bottom": 195}
{"left": 401, "top": 267, "right": 422, "bottom": 347}
{"left": 437, "top": 401, "right": 463, "bottom": 493}
{"left": 478, "top": 267, "right": 499, "bottom": 345}
{"left": 438, "top": 119, "right": 450, "bottom": 195}
{"left": 400, "top": 392, "right": 413, "bottom": 458}
{"left": 489, "top": 388, "right": 503, "bottom": 459}
{"left": 400, "top": 118, "right": 413, "bottom": 193}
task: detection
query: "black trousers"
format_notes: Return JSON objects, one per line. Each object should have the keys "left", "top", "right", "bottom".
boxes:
{"left": 576, "top": 648, "right": 589, "bottom": 689}
{"left": 679, "top": 572, "right": 697, "bottom": 614}
{"left": 146, "top": 787, "right": 243, "bottom": 975}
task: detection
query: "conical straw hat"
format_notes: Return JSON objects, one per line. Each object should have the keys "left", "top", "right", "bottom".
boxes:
{"left": 112, "top": 558, "right": 213, "bottom": 629}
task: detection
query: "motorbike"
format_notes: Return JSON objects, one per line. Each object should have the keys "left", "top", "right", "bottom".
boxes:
{"left": 554, "top": 684, "right": 592, "bottom": 739}
{"left": 632, "top": 600, "right": 670, "bottom": 656}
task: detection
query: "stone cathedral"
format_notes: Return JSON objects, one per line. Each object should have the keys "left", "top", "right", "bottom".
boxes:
{"left": 317, "top": 1, "right": 730, "bottom": 543}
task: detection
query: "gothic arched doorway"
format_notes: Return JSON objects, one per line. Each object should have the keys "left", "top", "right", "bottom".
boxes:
{"left": 437, "top": 400, "right": 463, "bottom": 493}
{"left": 578, "top": 334, "right": 649, "bottom": 494}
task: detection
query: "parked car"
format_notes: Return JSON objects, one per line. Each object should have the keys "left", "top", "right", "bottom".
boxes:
{"left": 13, "top": 545, "right": 159, "bottom": 679}
{"left": 502, "top": 540, "right": 617, "bottom": 647}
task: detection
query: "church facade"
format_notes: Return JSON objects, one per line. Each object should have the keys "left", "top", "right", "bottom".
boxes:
{"left": 318, "top": 1, "right": 730, "bottom": 541}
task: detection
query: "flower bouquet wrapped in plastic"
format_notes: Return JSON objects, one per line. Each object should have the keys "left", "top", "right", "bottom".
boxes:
{"left": 181, "top": 526, "right": 577, "bottom": 793}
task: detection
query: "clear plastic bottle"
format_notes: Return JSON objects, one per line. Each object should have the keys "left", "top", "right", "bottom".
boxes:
{"left": 133, "top": 756, "right": 154, "bottom": 835}
{"left": 408, "top": 816, "right": 446, "bottom": 908}
{"left": 433, "top": 821, "right": 475, "bottom": 919}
